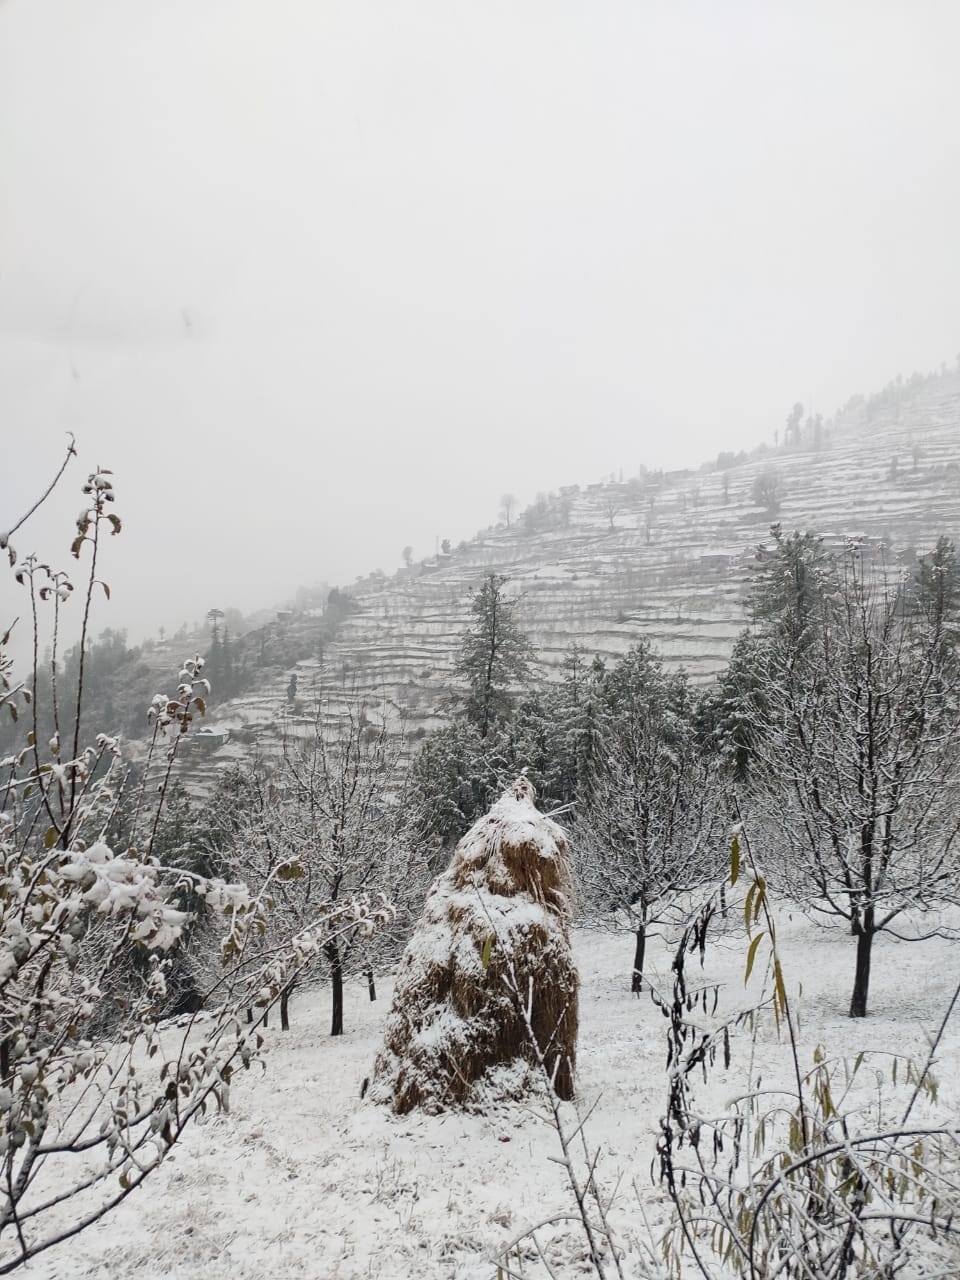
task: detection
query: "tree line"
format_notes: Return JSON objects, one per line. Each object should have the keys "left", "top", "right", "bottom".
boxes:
{"left": 410, "top": 533, "right": 960, "bottom": 1022}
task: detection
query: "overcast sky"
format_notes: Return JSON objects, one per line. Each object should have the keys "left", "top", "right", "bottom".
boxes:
{"left": 2, "top": 0, "right": 960, "bottom": 648}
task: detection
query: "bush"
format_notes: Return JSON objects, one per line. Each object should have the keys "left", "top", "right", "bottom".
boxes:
{"left": 0, "top": 448, "right": 391, "bottom": 1270}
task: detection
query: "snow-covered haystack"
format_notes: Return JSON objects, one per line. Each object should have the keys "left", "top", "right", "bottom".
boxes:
{"left": 371, "top": 776, "right": 579, "bottom": 1114}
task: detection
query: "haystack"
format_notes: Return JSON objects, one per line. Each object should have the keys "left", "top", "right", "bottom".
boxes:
{"left": 370, "top": 776, "right": 579, "bottom": 1114}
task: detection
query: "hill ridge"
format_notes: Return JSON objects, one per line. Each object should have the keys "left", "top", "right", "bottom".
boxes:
{"left": 162, "top": 368, "right": 960, "bottom": 786}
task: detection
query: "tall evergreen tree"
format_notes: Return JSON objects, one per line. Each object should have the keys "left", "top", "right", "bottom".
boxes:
{"left": 454, "top": 574, "right": 534, "bottom": 738}
{"left": 914, "top": 536, "right": 960, "bottom": 664}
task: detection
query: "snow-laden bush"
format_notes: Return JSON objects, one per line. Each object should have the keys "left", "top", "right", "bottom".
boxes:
{"left": 0, "top": 447, "right": 393, "bottom": 1272}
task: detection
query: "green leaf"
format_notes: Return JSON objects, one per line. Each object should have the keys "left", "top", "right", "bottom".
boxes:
{"left": 44, "top": 826, "right": 58, "bottom": 850}
{"left": 480, "top": 934, "right": 494, "bottom": 969}
{"left": 744, "top": 932, "right": 764, "bottom": 985}
{"left": 100, "top": 581, "right": 111, "bottom": 600}
{"left": 730, "top": 835, "right": 740, "bottom": 886}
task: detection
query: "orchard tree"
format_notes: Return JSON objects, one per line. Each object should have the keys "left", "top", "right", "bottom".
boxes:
{"left": 575, "top": 642, "right": 722, "bottom": 992}
{"left": 454, "top": 574, "right": 534, "bottom": 738}
{"left": 601, "top": 489, "right": 621, "bottom": 531}
{"left": 738, "top": 536, "right": 960, "bottom": 1017}
{"left": 219, "top": 695, "right": 420, "bottom": 1035}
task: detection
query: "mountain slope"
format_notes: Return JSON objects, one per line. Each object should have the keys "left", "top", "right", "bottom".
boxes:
{"left": 173, "top": 367, "right": 960, "bottom": 786}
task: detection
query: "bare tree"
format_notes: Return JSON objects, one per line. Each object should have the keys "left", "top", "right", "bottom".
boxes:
{"left": 220, "top": 695, "right": 422, "bottom": 1035}
{"left": 601, "top": 488, "right": 621, "bottom": 531}
{"left": 499, "top": 493, "right": 516, "bottom": 527}
{"left": 574, "top": 643, "right": 723, "bottom": 992}
{"left": 741, "top": 538, "right": 960, "bottom": 1016}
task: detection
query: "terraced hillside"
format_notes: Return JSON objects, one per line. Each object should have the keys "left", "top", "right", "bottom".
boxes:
{"left": 165, "top": 368, "right": 960, "bottom": 790}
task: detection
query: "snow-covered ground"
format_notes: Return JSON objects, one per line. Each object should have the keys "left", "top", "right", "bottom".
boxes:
{"left": 31, "top": 909, "right": 960, "bottom": 1280}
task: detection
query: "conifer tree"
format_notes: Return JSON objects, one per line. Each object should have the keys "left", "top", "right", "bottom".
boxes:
{"left": 454, "top": 574, "right": 534, "bottom": 738}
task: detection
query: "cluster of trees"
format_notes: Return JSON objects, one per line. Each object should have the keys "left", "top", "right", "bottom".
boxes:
{"left": 410, "top": 574, "right": 725, "bottom": 993}
{"left": 411, "top": 533, "right": 960, "bottom": 1020}
{"left": 714, "top": 529, "right": 960, "bottom": 1015}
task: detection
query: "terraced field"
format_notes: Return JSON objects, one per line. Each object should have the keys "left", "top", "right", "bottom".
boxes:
{"left": 162, "top": 369, "right": 960, "bottom": 792}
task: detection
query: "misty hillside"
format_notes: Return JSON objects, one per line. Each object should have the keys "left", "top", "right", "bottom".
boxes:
{"left": 143, "top": 366, "right": 960, "bottom": 788}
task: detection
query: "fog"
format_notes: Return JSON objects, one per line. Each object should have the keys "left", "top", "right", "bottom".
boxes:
{"left": 2, "top": 1, "right": 959, "bottom": 647}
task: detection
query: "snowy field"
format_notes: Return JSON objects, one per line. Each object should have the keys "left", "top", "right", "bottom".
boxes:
{"left": 32, "top": 911, "right": 960, "bottom": 1280}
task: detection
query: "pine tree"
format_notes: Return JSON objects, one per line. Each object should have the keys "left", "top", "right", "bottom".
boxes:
{"left": 454, "top": 574, "right": 534, "bottom": 738}
{"left": 508, "top": 644, "right": 599, "bottom": 810}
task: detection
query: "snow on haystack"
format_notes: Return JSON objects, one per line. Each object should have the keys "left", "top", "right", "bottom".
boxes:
{"left": 370, "top": 776, "right": 579, "bottom": 1114}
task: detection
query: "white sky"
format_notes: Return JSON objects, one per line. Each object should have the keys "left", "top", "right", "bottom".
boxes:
{"left": 2, "top": 0, "right": 960, "bottom": 644}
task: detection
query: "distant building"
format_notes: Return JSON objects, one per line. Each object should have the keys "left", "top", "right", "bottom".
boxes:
{"left": 699, "top": 552, "right": 736, "bottom": 570}
{"left": 184, "top": 726, "right": 229, "bottom": 752}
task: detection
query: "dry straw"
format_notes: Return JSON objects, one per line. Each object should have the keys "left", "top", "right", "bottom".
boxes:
{"left": 371, "top": 776, "right": 579, "bottom": 1113}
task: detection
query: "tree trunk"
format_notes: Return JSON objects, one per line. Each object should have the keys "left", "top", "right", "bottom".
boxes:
{"left": 631, "top": 924, "right": 647, "bottom": 995}
{"left": 280, "top": 979, "right": 296, "bottom": 1031}
{"left": 366, "top": 969, "right": 376, "bottom": 1002}
{"left": 849, "top": 916, "right": 874, "bottom": 1018}
{"left": 326, "top": 941, "right": 344, "bottom": 1036}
